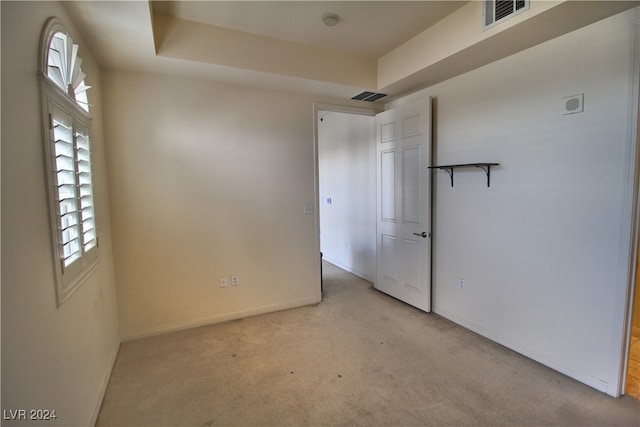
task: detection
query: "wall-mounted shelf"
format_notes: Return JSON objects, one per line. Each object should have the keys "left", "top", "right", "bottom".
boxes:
{"left": 428, "top": 163, "right": 499, "bottom": 187}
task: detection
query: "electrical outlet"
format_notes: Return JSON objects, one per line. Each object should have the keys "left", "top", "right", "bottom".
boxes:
{"left": 458, "top": 278, "right": 465, "bottom": 289}
{"left": 563, "top": 93, "right": 584, "bottom": 115}
{"left": 231, "top": 275, "right": 239, "bottom": 286}
{"left": 220, "top": 277, "right": 228, "bottom": 288}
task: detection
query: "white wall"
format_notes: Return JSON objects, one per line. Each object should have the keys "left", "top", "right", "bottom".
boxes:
{"left": 102, "top": 71, "right": 358, "bottom": 339}
{"left": 318, "top": 111, "right": 376, "bottom": 281}
{"left": 378, "top": 0, "right": 558, "bottom": 88}
{"left": 389, "top": 7, "right": 639, "bottom": 395}
{"left": 1, "top": 2, "right": 121, "bottom": 425}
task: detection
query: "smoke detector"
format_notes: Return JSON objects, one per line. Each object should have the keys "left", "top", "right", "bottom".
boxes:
{"left": 322, "top": 13, "right": 340, "bottom": 27}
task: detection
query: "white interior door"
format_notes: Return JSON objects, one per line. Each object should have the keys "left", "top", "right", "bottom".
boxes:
{"left": 375, "top": 99, "right": 431, "bottom": 312}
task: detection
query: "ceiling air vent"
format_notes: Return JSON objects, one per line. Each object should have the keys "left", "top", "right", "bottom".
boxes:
{"left": 484, "top": 0, "right": 529, "bottom": 29}
{"left": 351, "top": 91, "right": 388, "bottom": 102}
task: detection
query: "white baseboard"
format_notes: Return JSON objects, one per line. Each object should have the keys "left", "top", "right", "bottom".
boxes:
{"left": 434, "top": 307, "right": 609, "bottom": 395}
{"left": 91, "top": 342, "right": 120, "bottom": 426}
{"left": 121, "top": 297, "right": 320, "bottom": 341}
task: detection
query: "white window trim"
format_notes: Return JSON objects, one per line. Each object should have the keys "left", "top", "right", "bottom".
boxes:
{"left": 39, "top": 17, "right": 99, "bottom": 306}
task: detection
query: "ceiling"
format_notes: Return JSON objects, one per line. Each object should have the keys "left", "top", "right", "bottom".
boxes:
{"left": 150, "top": 1, "right": 468, "bottom": 59}
{"left": 62, "top": 1, "right": 468, "bottom": 100}
{"left": 61, "top": 1, "right": 638, "bottom": 101}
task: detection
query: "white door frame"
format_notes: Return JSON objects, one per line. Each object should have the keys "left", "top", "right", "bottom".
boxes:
{"left": 615, "top": 17, "right": 640, "bottom": 398}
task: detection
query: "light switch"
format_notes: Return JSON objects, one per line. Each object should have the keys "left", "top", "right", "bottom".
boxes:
{"left": 304, "top": 203, "right": 313, "bottom": 215}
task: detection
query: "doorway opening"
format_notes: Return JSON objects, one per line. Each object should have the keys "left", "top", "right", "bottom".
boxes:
{"left": 315, "top": 105, "right": 377, "bottom": 285}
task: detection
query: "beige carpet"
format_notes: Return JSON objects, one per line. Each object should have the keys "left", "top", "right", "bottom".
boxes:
{"left": 97, "top": 262, "right": 640, "bottom": 426}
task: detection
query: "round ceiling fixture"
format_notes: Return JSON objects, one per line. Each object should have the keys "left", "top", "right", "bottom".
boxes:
{"left": 322, "top": 13, "right": 340, "bottom": 27}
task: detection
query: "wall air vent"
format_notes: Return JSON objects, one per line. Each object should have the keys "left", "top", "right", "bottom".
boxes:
{"left": 351, "top": 91, "right": 388, "bottom": 102}
{"left": 484, "top": 0, "right": 529, "bottom": 29}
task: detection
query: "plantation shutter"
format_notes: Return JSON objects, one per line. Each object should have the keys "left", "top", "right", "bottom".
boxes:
{"left": 47, "top": 31, "right": 90, "bottom": 111}
{"left": 41, "top": 18, "right": 99, "bottom": 305}
{"left": 75, "top": 124, "right": 97, "bottom": 255}
{"left": 49, "top": 102, "right": 97, "bottom": 281}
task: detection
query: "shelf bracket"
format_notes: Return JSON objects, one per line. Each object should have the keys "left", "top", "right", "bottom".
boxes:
{"left": 428, "top": 163, "right": 499, "bottom": 188}
{"left": 442, "top": 167, "right": 455, "bottom": 187}
{"left": 476, "top": 164, "right": 493, "bottom": 187}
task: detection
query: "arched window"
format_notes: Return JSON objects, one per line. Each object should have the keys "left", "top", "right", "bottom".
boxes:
{"left": 41, "top": 18, "right": 91, "bottom": 111}
{"left": 39, "top": 17, "right": 98, "bottom": 305}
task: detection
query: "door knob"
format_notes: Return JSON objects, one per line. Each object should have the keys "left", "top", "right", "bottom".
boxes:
{"left": 413, "top": 232, "right": 428, "bottom": 238}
